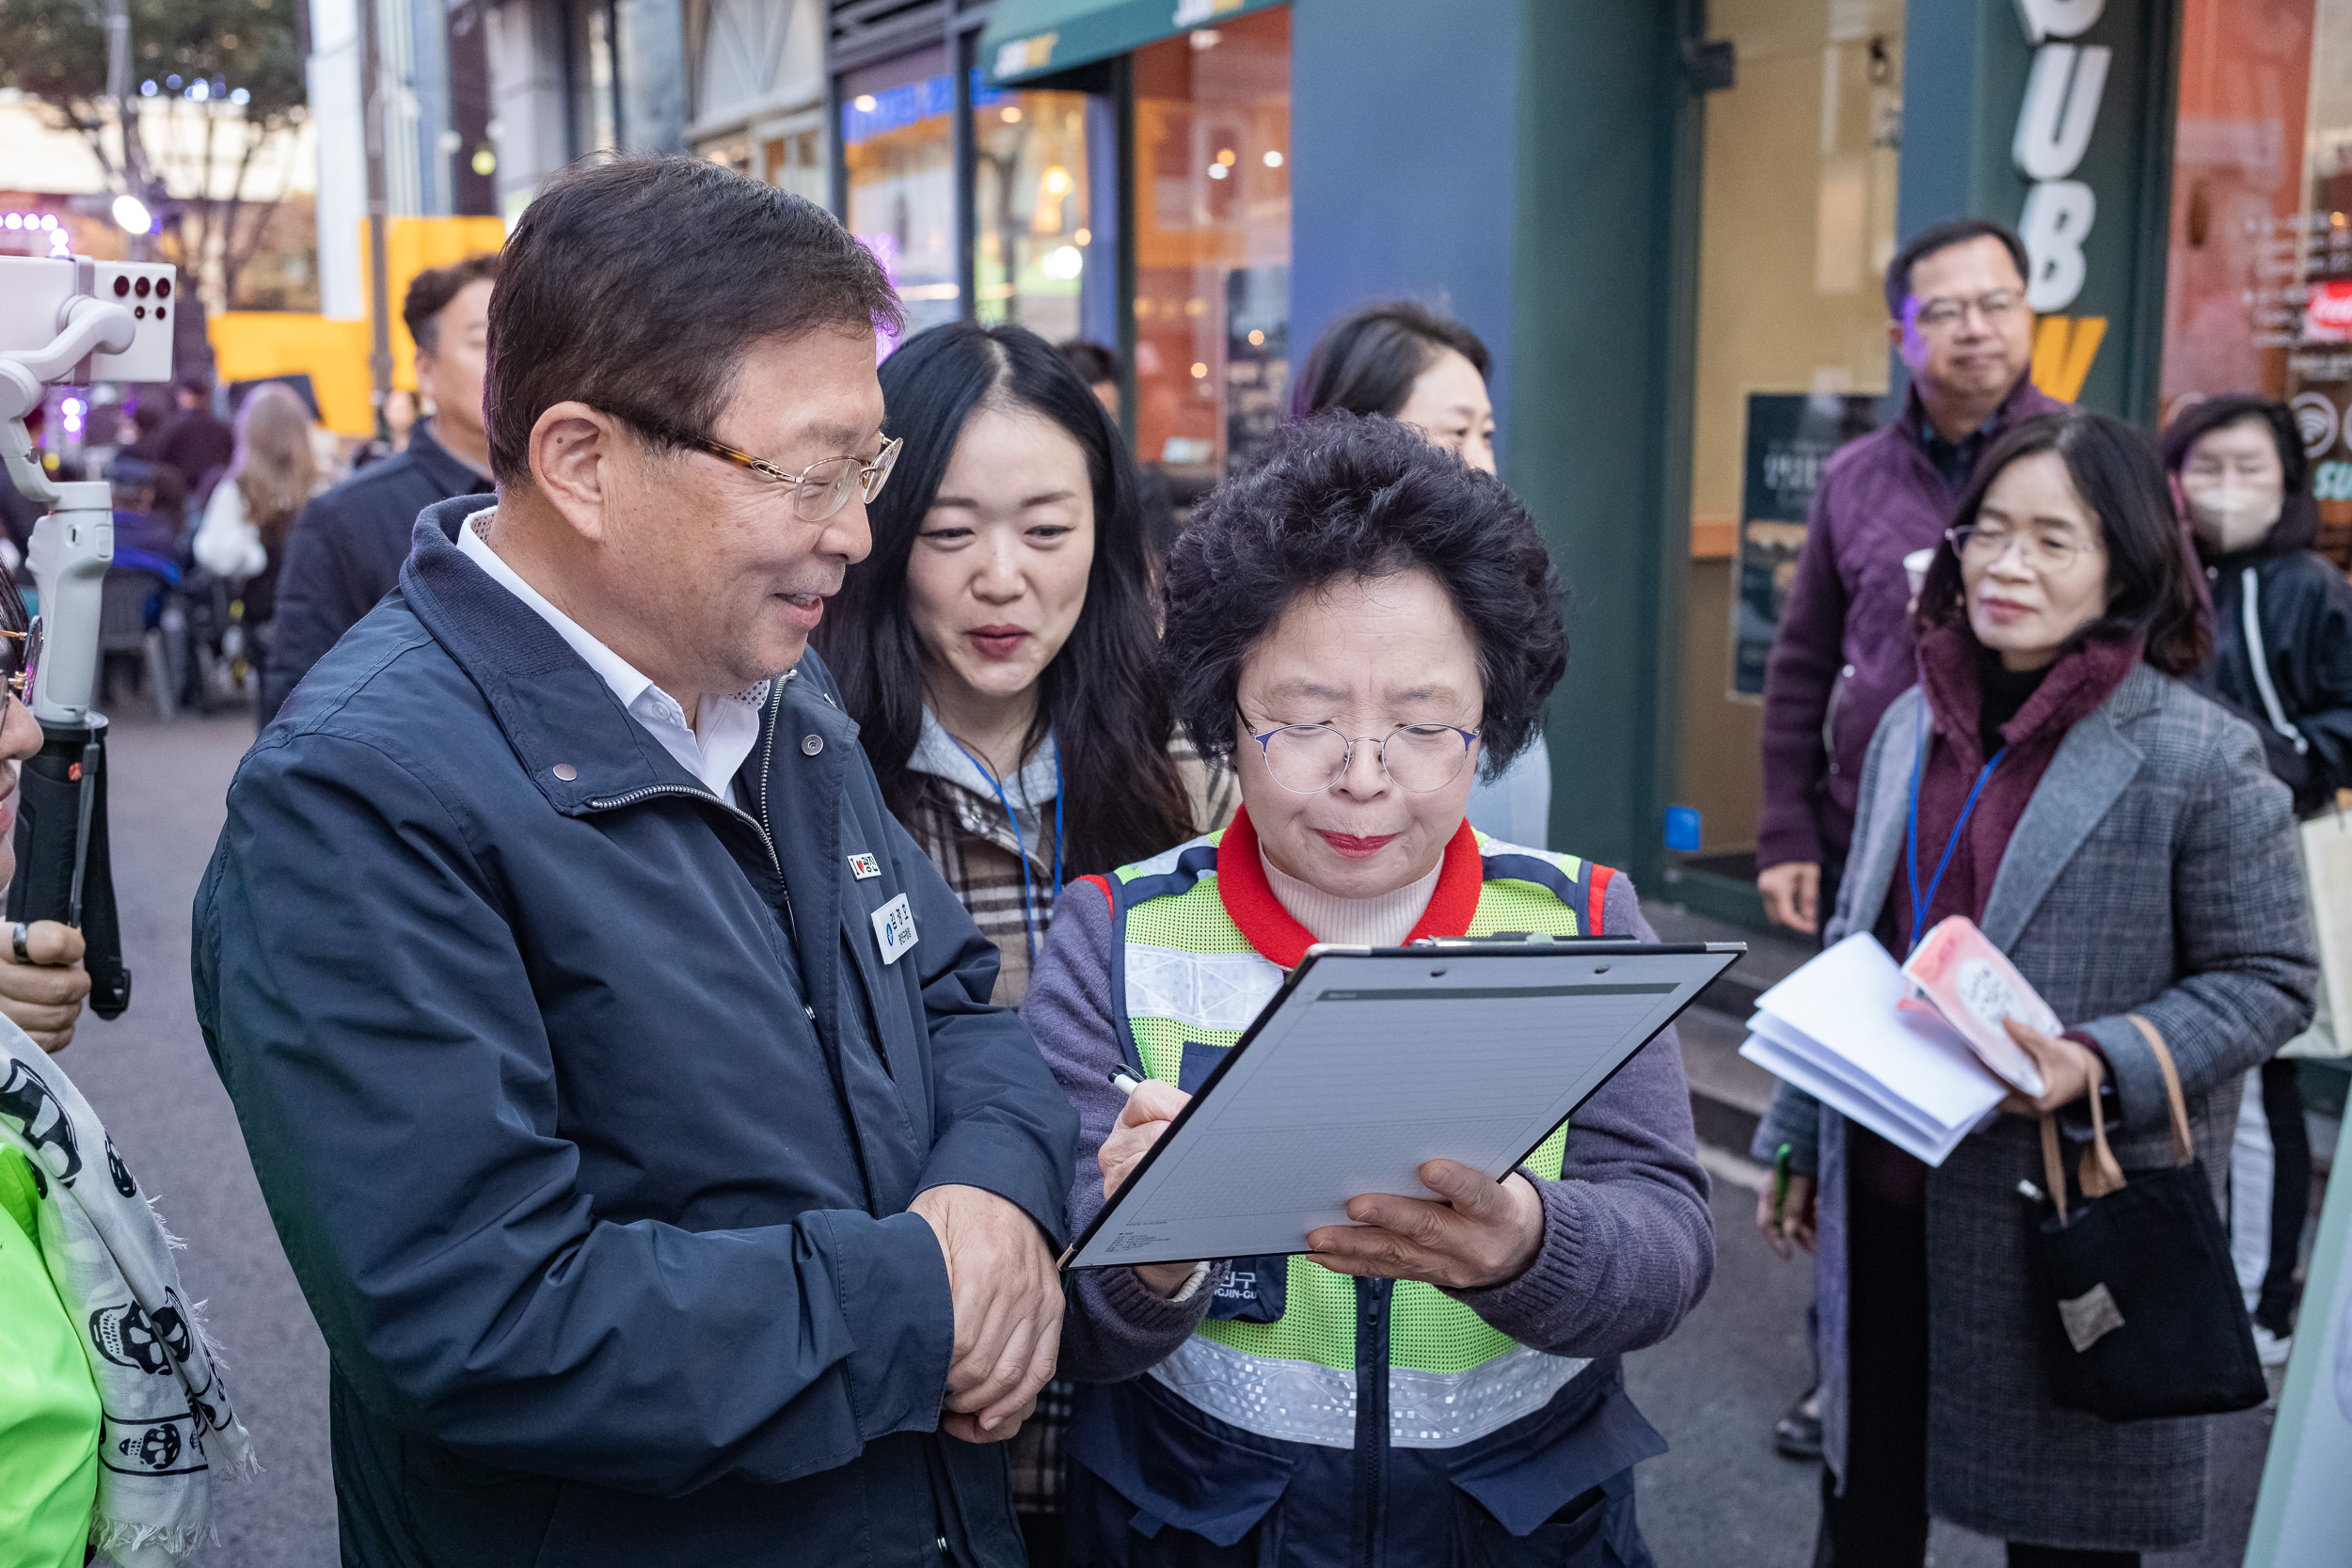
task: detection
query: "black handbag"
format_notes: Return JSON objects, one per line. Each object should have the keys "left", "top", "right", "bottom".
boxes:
{"left": 2031, "top": 1015, "right": 2267, "bottom": 1422}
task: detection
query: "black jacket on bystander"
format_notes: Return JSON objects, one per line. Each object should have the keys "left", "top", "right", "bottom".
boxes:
{"left": 260, "top": 420, "right": 490, "bottom": 723}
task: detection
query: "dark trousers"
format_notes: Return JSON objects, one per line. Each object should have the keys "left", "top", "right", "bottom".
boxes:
{"left": 1816, "top": 1188, "right": 2139, "bottom": 1568}
{"left": 2253, "top": 1057, "right": 2312, "bottom": 1337}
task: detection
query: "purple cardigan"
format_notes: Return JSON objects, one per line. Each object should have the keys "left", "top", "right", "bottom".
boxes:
{"left": 1757, "top": 377, "right": 2067, "bottom": 869}
{"left": 1021, "top": 868, "right": 1715, "bottom": 1383}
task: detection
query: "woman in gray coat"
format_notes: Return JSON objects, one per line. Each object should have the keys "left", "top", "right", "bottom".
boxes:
{"left": 1752, "top": 411, "right": 2315, "bottom": 1566}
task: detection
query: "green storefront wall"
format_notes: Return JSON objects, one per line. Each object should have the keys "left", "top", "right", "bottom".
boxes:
{"left": 980, "top": 0, "right": 1286, "bottom": 86}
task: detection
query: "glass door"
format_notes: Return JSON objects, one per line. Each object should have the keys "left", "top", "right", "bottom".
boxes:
{"left": 1673, "top": 0, "right": 1905, "bottom": 886}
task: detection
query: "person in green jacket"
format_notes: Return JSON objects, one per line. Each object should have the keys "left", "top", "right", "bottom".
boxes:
{"left": 0, "top": 558, "right": 246, "bottom": 1564}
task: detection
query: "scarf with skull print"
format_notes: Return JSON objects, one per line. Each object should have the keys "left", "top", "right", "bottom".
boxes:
{"left": 0, "top": 1024, "right": 254, "bottom": 1565}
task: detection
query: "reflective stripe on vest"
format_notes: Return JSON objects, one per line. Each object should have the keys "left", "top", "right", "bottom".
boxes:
{"left": 1106, "top": 828, "right": 1613, "bottom": 1450}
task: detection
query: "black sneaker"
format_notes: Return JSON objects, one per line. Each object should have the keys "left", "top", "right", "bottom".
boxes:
{"left": 1772, "top": 1388, "right": 1822, "bottom": 1459}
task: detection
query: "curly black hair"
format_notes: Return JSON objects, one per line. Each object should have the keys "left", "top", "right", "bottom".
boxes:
{"left": 1163, "top": 412, "right": 1566, "bottom": 781}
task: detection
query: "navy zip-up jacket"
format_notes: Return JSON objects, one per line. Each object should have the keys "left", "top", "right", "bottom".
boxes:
{"left": 193, "top": 498, "right": 1078, "bottom": 1567}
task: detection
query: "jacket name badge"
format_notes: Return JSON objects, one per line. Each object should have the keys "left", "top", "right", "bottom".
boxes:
{"left": 871, "top": 895, "right": 918, "bottom": 964}
{"left": 848, "top": 853, "right": 882, "bottom": 879}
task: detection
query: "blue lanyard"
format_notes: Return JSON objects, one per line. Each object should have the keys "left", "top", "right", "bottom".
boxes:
{"left": 946, "top": 734, "right": 1065, "bottom": 965}
{"left": 1904, "top": 717, "right": 2005, "bottom": 949}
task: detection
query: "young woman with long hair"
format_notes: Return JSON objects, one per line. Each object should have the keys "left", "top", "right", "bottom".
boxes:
{"left": 814, "top": 322, "right": 1231, "bottom": 1563}
{"left": 191, "top": 381, "right": 319, "bottom": 626}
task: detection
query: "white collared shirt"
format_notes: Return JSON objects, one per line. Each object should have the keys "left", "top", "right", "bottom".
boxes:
{"left": 456, "top": 507, "right": 771, "bottom": 800}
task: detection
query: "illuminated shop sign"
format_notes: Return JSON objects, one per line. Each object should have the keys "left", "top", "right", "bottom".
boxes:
{"left": 2012, "top": 0, "right": 2111, "bottom": 400}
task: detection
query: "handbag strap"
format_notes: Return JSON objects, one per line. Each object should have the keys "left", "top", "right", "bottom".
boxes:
{"left": 2039, "top": 1047, "right": 2126, "bottom": 1221}
{"left": 2125, "top": 1012, "right": 2197, "bottom": 1167}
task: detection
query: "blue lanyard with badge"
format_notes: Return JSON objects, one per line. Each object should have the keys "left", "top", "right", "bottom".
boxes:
{"left": 1903, "top": 716, "right": 2005, "bottom": 952}
{"left": 948, "top": 734, "right": 1065, "bottom": 966}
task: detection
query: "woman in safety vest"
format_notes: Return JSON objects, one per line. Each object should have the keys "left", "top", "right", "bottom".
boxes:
{"left": 1022, "top": 413, "right": 1713, "bottom": 1567}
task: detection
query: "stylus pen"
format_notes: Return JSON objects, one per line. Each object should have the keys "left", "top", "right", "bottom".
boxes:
{"left": 1108, "top": 1067, "right": 1143, "bottom": 1095}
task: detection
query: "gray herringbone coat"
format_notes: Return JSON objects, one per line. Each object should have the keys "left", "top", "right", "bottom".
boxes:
{"left": 1755, "top": 663, "right": 2315, "bottom": 1551}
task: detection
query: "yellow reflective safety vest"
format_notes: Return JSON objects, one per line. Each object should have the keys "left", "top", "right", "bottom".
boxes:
{"left": 1078, "top": 807, "right": 1620, "bottom": 1452}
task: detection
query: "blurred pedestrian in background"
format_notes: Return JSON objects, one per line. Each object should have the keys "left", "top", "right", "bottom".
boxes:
{"left": 1057, "top": 338, "right": 1177, "bottom": 566}
{"left": 2162, "top": 393, "right": 2352, "bottom": 1367}
{"left": 191, "top": 382, "right": 320, "bottom": 629}
{"left": 1031, "top": 414, "right": 1711, "bottom": 1568}
{"left": 105, "top": 458, "right": 183, "bottom": 567}
{"left": 133, "top": 372, "right": 235, "bottom": 499}
{"left": 261, "top": 253, "right": 498, "bottom": 724}
{"left": 816, "top": 321, "right": 1230, "bottom": 1565}
{"left": 1291, "top": 300, "right": 1551, "bottom": 848}
{"left": 1754, "top": 410, "right": 2314, "bottom": 1567}
{"left": 1758, "top": 220, "right": 2061, "bottom": 940}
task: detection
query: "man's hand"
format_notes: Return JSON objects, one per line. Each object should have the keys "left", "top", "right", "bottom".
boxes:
{"left": 909, "top": 1183, "right": 1061, "bottom": 1444}
{"left": 1305, "top": 1160, "right": 1545, "bottom": 1291}
{"left": 0, "top": 921, "right": 89, "bottom": 1054}
{"left": 1756, "top": 1173, "right": 1817, "bottom": 1260}
{"left": 1995, "top": 1017, "right": 2102, "bottom": 1117}
{"left": 1101, "top": 1081, "right": 1203, "bottom": 1295}
{"left": 1758, "top": 862, "right": 1821, "bottom": 934}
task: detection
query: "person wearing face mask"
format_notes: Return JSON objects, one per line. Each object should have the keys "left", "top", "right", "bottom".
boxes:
{"left": 1024, "top": 414, "right": 1713, "bottom": 1568}
{"left": 2161, "top": 394, "right": 2352, "bottom": 1370}
{"left": 1292, "top": 301, "right": 1551, "bottom": 850}
{"left": 1752, "top": 411, "right": 2313, "bottom": 1567}
{"left": 813, "top": 322, "right": 1232, "bottom": 1566}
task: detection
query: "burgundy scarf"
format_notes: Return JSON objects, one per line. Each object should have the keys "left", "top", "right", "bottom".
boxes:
{"left": 1883, "top": 624, "right": 2144, "bottom": 956}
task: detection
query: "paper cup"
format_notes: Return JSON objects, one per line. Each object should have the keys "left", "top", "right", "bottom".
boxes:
{"left": 1903, "top": 547, "right": 1934, "bottom": 596}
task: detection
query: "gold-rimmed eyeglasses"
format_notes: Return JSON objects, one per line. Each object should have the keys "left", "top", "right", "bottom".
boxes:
{"left": 1242, "top": 712, "right": 1482, "bottom": 795}
{"left": 683, "top": 431, "right": 902, "bottom": 523}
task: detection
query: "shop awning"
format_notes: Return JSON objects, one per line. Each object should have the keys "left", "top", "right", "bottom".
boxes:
{"left": 979, "top": 0, "right": 1283, "bottom": 87}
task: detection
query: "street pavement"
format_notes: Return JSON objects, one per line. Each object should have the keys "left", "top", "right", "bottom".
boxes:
{"left": 63, "top": 706, "right": 2275, "bottom": 1567}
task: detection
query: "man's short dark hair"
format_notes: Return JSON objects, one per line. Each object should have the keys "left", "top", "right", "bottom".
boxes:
{"left": 1163, "top": 412, "right": 1566, "bottom": 778}
{"left": 1059, "top": 339, "right": 1121, "bottom": 388}
{"left": 405, "top": 253, "right": 502, "bottom": 356}
{"left": 485, "top": 156, "right": 901, "bottom": 486}
{"left": 1883, "top": 219, "right": 2031, "bottom": 320}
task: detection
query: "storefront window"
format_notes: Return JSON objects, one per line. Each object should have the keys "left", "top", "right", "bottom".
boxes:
{"left": 1131, "top": 9, "right": 1291, "bottom": 483}
{"left": 576, "top": 0, "right": 620, "bottom": 155}
{"left": 764, "top": 123, "right": 827, "bottom": 207}
{"left": 2161, "top": 0, "right": 2352, "bottom": 562}
{"left": 972, "top": 85, "right": 1095, "bottom": 343}
{"left": 843, "top": 49, "right": 958, "bottom": 352}
{"left": 1674, "top": 1, "right": 1904, "bottom": 872}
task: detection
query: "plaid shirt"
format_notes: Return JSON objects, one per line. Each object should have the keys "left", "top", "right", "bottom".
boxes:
{"left": 902, "top": 720, "right": 1233, "bottom": 1513}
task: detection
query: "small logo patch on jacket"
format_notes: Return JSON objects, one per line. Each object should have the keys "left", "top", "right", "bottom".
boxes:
{"left": 848, "top": 853, "right": 882, "bottom": 880}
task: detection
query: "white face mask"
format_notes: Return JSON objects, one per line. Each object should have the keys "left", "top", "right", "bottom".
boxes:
{"left": 2186, "top": 484, "right": 2282, "bottom": 554}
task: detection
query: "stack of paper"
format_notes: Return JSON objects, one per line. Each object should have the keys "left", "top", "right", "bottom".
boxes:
{"left": 1739, "top": 932, "right": 2008, "bottom": 1165}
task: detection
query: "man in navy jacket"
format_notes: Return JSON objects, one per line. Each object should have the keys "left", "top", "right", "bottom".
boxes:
{"left": 193, "top": 156, "right": 1077, "bottom": 1567}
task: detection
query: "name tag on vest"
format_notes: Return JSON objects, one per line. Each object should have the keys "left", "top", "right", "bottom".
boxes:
{"left": 871, "top": 895, "right": 918, "bottom": 964}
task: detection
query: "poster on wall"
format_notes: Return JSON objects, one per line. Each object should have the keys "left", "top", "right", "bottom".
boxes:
{"left": 1730, "top": 392, "right": 1881, "bottom": 701}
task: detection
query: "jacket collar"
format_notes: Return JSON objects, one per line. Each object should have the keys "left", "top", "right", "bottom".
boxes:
{"left": 1895, "top": 373, "right": 2066, "bottom": 454}
{"left": 1214, "top": 805, "right": 1483, "bottom": 969}
{"left": 398, "top": 495, "right": 785, "bottom": 816}
{"left": 1841, "top": 664, "right": 2161, "bottom": 951}
{"left": 407, "top": 420, "right": 495, "bottom": 499}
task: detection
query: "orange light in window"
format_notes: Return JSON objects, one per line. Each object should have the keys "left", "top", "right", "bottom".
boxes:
{"left": 1190, "top": 361, "right": 1209, "bottom": 378}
